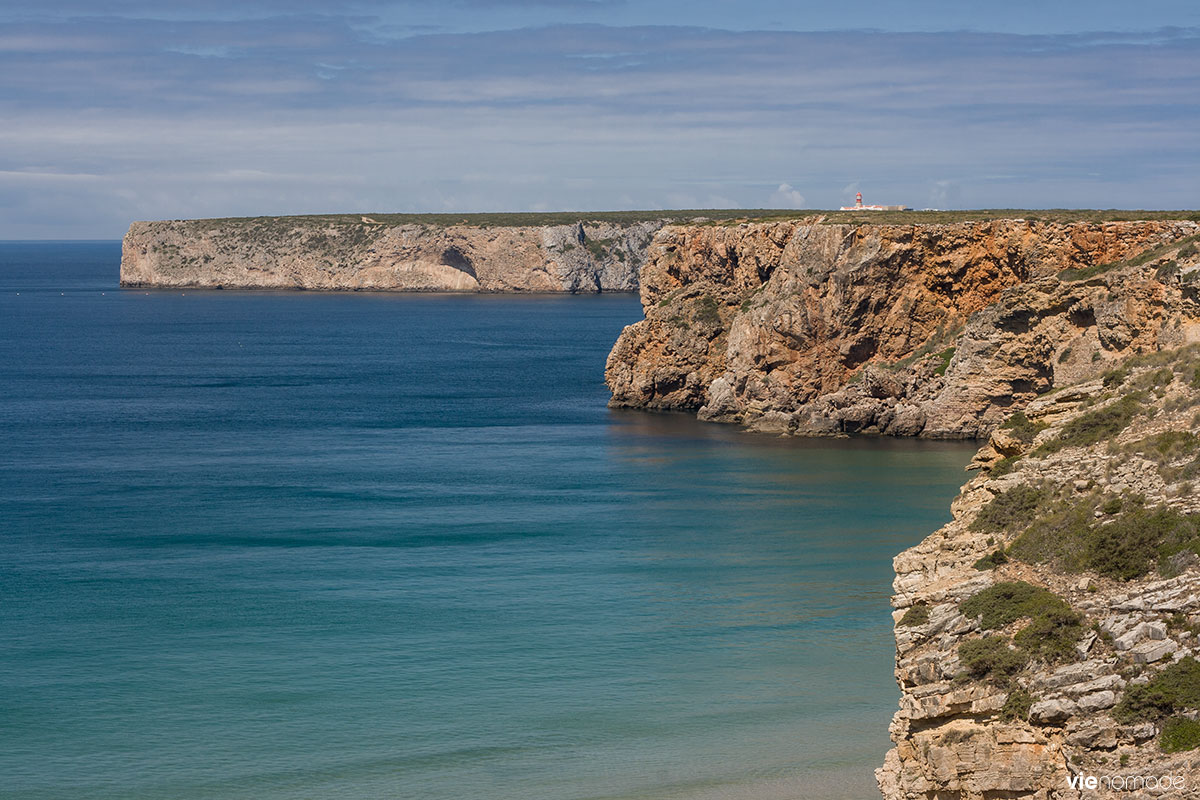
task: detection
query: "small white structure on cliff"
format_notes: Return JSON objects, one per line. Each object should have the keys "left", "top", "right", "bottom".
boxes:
{"left": 840, "top": 192, "right": 909, "bottom": 211}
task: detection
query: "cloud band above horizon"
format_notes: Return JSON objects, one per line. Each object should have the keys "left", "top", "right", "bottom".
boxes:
{"left": 0, "top": 14, "right": 1197, "bottom": 238}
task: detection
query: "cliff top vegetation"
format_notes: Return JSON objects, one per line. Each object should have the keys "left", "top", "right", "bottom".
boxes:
{"left": 154, "top": 210, "right": 766, "bottom": 230}
{"left": 144, "top": 209, "right": 1200, "bottom": 230}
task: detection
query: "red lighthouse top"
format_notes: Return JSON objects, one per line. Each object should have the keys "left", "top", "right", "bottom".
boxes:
{"left": 856, "top": 192, "right": 863, "bottom": 207}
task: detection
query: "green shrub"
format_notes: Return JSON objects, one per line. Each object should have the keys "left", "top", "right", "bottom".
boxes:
{"left": 1060, "top": 234, "right": 1200, "bottom": 281}
{"left": 1008, "top": 500, "right": 1094, "bottom": 569}
{"left": 973, "top": 550, "right": 1010, "bottom": 570}
{"left": 1103, "top": 345, "right": 1200, "bottom": 378}
{"left": 1176, "top": 456, "right": 1200, "bottom": 484}
{"left": 585, "top": 237, "right": 613, "bottom": 259}
{"left": 989, "top": 456, "right": 1019, "bottom": 477}
{"left": 1089, "top": 506, "right": 1200, "bottom": 580}
{"left": 1013, "top": 606, "right": 1085, "bottom": 662}
{"left": 960, "top": 582, "right": 1083, "bottom": 665}
{"left": 1034, "top": 395, "right": 1141, "bottom": 455}
{"left": 1180, "top": 241, "right": 1199, "bottom": 259}
{"left": 899, "top": 605, "right": 930, "bottom": 627}
{"left": 1009, "top": 493, "right": 1200, "bottom": 579}
{"left": 1131, "top": 431, "right": 1200, "bottom": 462}
{"left": 1115, "top": 657, "right": 1200, "bottom": 721}
{"left": 961, "top": 581, "right": 1076, "bottom": 630}
{"left": 934, "top": 347, "right": 955, "bottom": 376}
{"left": 970, "top": 485, "right": 1048, "bottom": 534}
{"left": 959, "top": 635, "right": 1028, "bottom": 683}
{"left": 1102, "top": 367, "right": 1129, "bottom": 388}
{"left": 1135, "top": 367, "right": 1175, "bottom": 390}
{"left": 696, "top": 294, "right": 721, "bottom": 325}
{"left": 1161, "top": 717, "right": 1200, "bottom": 753}
{"left": 1156, "top": 260, "right": 1181, "bottom": 281}
{"left": 1001, "top": 688, "right": 1034, "bottom": 721}
{"left": 1000, "top": 411, "right": 1048, "bottom": 446}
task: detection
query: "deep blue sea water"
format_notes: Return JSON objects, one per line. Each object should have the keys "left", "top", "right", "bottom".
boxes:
{"left": 0, "top": 242, "right": 975, "bottom": 800}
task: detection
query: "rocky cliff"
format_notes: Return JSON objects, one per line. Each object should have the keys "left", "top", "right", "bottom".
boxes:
{"left": 878, "top": 344, "right": 1200, "bottom": 799}
{"left": 606, "top": 218, "right": 1200, "bottom": 437}
{"left": 120, "top": 216, "right": 663, "bottom": 292}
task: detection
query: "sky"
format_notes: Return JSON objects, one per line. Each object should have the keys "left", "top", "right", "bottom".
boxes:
{"left": 2, "top": 1, "right": 1199, "bottom": 238}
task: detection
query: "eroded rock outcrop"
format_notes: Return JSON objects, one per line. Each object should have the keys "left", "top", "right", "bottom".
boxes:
{"left": 878, "top": 348, "right": 1200, "bottom": 799}
{"left": 606, "top": 218, "right": 1200, "bottom": 437}
{"left": 120, "top": 217, "right": 661, "bottom": 292}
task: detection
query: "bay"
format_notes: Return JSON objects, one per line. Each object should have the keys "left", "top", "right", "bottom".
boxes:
{"left": 0, "top": 242, "right": 975, "bottom": 799}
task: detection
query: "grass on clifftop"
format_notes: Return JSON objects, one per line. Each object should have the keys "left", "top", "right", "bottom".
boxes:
{"left": 809, "top": 209, "right": 1200, "bottom": 227}
{"left": 175, "top": 209, "right": 790, "bottom": 229}
{"left": 165, "top": 209, "right": 1200, "bottom": 229}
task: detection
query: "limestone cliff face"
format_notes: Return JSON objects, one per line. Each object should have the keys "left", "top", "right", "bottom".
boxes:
{"left": 878, "top": 349, "right": 1200, "bottom": 800}
{"left": 605, "top": 219, "right": 1199, "bottom": 437}
{"left": 121, "top": 218, "right": 660, "bottom": 292}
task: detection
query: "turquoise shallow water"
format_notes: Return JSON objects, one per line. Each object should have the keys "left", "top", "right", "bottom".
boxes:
{"left": 0, "top": 242, "right": 975, "bottom": 800}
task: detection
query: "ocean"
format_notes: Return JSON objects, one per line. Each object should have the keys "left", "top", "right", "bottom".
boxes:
{"left": 0, "top": 242, "right": 975, "bottom": 800}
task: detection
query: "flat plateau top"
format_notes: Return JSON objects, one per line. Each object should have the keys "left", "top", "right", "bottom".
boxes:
{"left": 153, "top": 209, "right": 1200, "bottom": 229}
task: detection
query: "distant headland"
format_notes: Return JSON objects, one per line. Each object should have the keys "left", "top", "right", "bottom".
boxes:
{"left": 120, "top": 209, "right": 1199, "bottom": 294}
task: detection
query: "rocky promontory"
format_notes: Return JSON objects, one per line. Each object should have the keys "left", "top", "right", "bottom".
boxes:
{"left": 606, "top": 216, "right": 1200, "bottom": 437}
{"left": 120, "top": 214, "right": 671, "bottom": 293}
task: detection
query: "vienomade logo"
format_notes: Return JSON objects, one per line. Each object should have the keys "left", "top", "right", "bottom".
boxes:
{"left": 1068, "top": 773, "right": 1186, "bottom": 792}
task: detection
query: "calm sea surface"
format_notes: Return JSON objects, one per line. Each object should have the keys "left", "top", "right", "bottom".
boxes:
{"left": 0, "top": 242, "right": 975, "bottom": 800}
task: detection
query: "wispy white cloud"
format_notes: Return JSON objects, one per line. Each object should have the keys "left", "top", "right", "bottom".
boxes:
{"left": 0, "top": 19, "right": 1197, "bottom": 237}
{"left": 0, "top": 169, "right": 103, "bottom": 181}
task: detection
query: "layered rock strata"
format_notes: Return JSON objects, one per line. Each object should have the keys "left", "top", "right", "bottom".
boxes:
{"left": 121, "top": 217, "right": 661, "bottom": 292}
{"left": 605, "top": 219, "right": 1200, "bottom": 437}
{"left": 878, "top": 347, "right": 1200, "bottom": 799}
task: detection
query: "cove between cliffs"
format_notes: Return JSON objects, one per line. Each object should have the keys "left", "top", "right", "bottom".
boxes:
{"left": 104, "top": 214, "right": 1200, "bottom": 796}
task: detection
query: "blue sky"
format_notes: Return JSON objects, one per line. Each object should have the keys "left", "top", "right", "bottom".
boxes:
{"left": 2, "top": 2, "right": 1198, "bottom": 238}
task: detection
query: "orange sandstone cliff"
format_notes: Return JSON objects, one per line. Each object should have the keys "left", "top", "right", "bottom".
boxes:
{"left": 605, "top": 218, "right": 1200, "bottom": 437}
